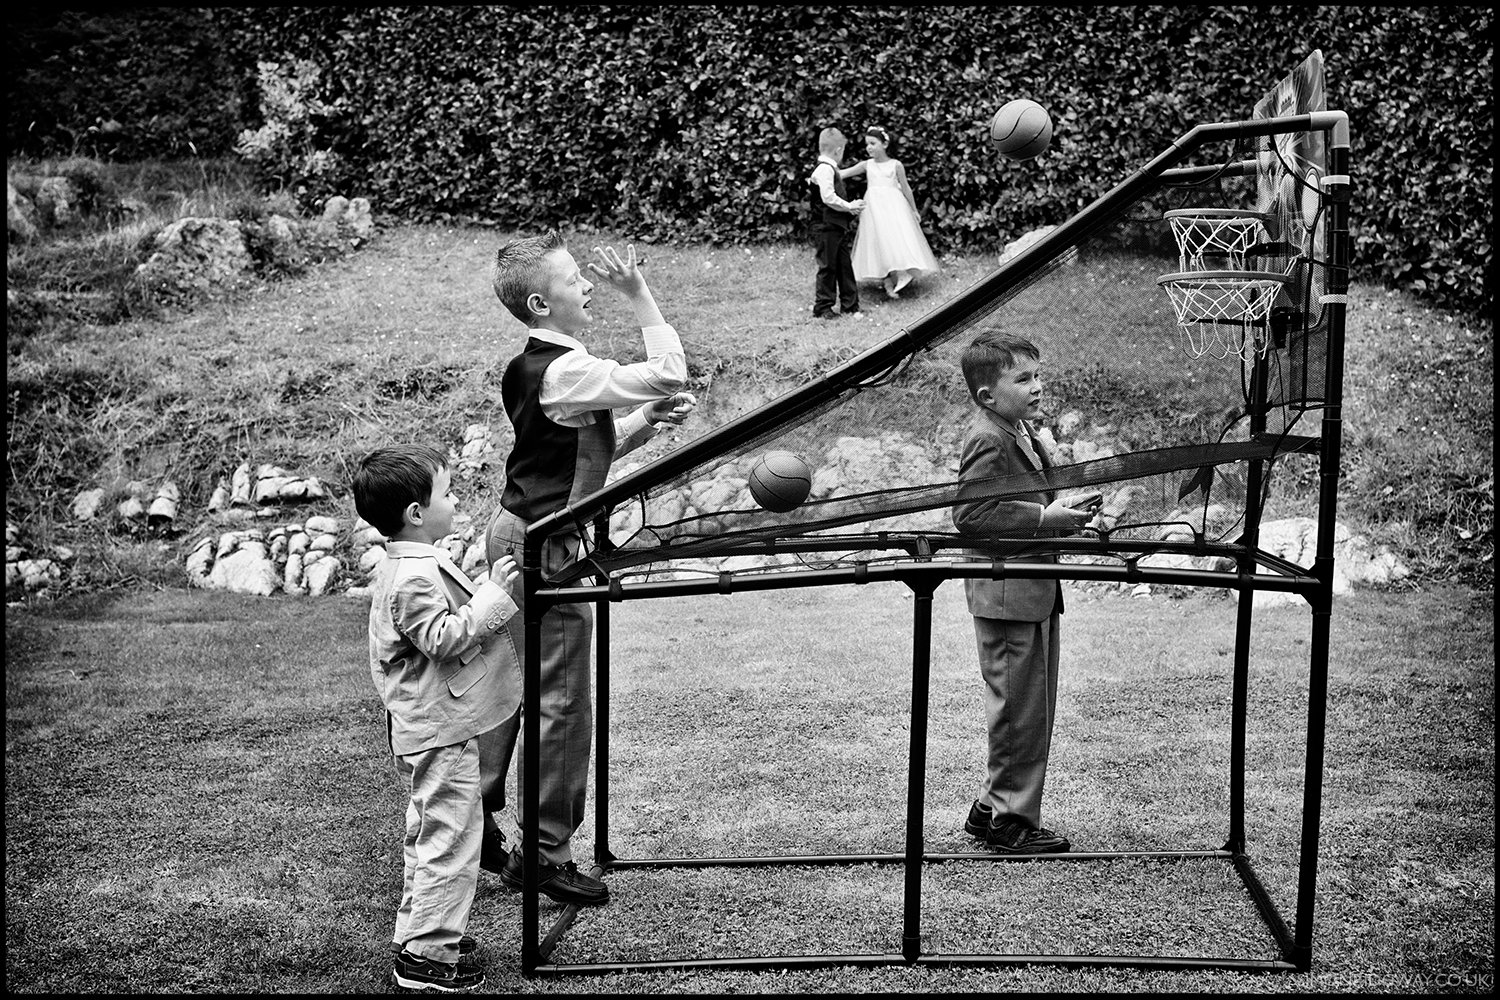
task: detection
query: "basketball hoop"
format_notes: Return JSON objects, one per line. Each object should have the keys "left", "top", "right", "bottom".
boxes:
{"left": 1164, "top": 209, "right": 1269, "bottom": 270}
{"left": 1157, "top": 270, "right": 1290, "bottom": 360}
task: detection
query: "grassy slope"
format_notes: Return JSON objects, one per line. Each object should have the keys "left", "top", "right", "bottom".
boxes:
{"left": 4, "top": 584, "right": 1492, "bottom": 993}
{"left": 6, "top": 219, "right": 1492, "bottom": 596}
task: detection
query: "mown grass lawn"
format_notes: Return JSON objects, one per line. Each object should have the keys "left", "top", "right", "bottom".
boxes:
{"left": 5, "top": 581, "right": 1491, "bottom": 993}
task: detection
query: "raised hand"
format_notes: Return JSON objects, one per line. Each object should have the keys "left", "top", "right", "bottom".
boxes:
{"left": 585, "top": 244, "right": 646, "bottom": 294}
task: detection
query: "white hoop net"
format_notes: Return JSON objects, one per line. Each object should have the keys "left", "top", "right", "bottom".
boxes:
{"left": 1157, "top": 271, "right": 1289, "bottom": 361}
{"left": 1165, "top": 209, "right": 1268, "bottom": 270}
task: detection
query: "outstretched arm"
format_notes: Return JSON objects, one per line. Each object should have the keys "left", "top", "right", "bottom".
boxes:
{"left": 838, "top": 159, "right": 869, "bottom": 180}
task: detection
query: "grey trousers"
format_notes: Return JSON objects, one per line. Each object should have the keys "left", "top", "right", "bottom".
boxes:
{"left": 486, "top": 508, "right": 593, "bottom": 866}
{"left": 974, "top": 614, "right": 1061, "bottom": 829}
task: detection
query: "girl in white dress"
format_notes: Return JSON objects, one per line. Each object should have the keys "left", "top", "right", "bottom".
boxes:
{"left": 842, "top": 126, "right": 940, "bottom": 298}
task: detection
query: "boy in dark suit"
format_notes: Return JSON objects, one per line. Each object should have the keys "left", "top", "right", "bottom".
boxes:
{"left": 808, "top": 126, "right": 865, "bottom": 319}
{"left": 952, "top": 330, "right": 1100, "bottom": 854}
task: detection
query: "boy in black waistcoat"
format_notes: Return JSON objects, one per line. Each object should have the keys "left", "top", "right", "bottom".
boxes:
{"left": 483, "top": 232, "right": 696, "bottom": 906}
{"left": 808, "top": 126, "right": 865, "bottom": 319}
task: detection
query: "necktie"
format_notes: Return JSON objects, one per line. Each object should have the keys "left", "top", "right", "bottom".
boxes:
{"left": 1016, "top": 421, "right": 1043, "bottom": 470}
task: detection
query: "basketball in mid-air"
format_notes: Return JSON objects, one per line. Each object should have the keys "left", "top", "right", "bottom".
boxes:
{"left": 990, "top": 99, "right": 1053, "bottom": 160}
{"left": 748, "top": 451, "right": 813, "bottom": 513}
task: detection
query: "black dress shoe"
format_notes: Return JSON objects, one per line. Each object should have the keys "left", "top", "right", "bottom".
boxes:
{"left": 964, "top": 799, "right": 993, "bottom": 839}
{"left": 479, "top": 825, "right": 509, "bottom": 875}
{"left": 987, "top": 816, "right": 1071, "bottom": 855}
{"left": 498, "top": 850, "right": 609, "bottom": 906}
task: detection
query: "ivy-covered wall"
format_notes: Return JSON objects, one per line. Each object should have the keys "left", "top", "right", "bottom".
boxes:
{"left": 7, "top": 5, "right": 1492, "bottom": 314}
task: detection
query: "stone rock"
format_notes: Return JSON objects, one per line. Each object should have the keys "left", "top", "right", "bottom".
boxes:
{"left": 998, "top": 225, "right": 1077, "bottom": 267}
{"left": 303, "top": 552, "right": 339, "bottom": 595}
{"left": 461, "top": 540, "right": 487, "bottom": 576}
{"left": 318, "top": 196, "right": 349, "bottom": 230}
{"left": 34, "top": 176, "right": 80, "bottom": 227}
{"left": 356, "top": 526, "right": 387, "bottom": 547}
{"left": 186, "top": 538, "right": 215, "bottom": 586}
{"left": 283, "top": 552, "right": 307, "bottom": 596}
{"left": 305, "top": 515, "right": 340, "bottom": 535}
{"left": 343, "top": 198, "right": 373, "bottom": 241}
{"left": 231, "top": 462, "right": 254, "bottom": 506}
{"left": 208, "top": 480, "right": 231, "bottom": 512}
{"left": 8, "top": 182, "right": 37, "bottom": 243}
{"left": 357, "top": 546, "right": 387, "bottom": 574}
{"left": 310, "top": 533, "right": 338, "bottom": 552}
{"left": 1253, "top": 517, "right": 1411, "bottom": 605}
{"left": 133, "top": 217, "right": 254, "bottom": 307}
{"left": 148, "top": 482, "right": 180, "bottom": 529}
{"left": 72, "top": 488, "right": 105, "bottom": 521}
{"left": 16, "top": 558, "right": 62, "bottom": 590}
{"left": 117, "top": 495, "right": 146, "bottom": 524}
{"left": 261, "top": 214, "right": 301, "bottom": 260}
{"left": 1033, "top": 425, "right": 1059, "bottom": 460}
{"left": 457, "top": 423, "right": 495, "bottom": 478}
{"left": 316, "top": 195, "right": 373, "bottom": 244}
{"left": 207, "top": 543, "right": 278, "bottom": 596}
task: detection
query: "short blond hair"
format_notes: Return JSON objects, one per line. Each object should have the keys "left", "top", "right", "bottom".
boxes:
{"left": 818, "top": 127, "right": 845, "bottom": 156}
{"left": 491, "top": 229, "right": 566, "bottom": 324}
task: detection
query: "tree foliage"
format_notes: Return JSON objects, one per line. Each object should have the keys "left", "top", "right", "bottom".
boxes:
{"left": 6, "top": 5, "right": 1491, "bottom": 314}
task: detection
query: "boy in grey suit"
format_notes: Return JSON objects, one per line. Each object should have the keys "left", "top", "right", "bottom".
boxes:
{"left": 952, "top": 331, "right": 1100, "bottom": 855}
{"left": 355, "top": 445, "right": 520, "bottom": 992}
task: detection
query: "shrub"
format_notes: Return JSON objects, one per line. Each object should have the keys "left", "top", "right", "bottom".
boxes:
{"left": 232, "top": 58, "right": 349, "bottom": 210}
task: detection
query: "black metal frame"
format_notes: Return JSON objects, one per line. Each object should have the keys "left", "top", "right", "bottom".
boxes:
{"left": 514, "top": 111, "right": 1351, "bottom": 978}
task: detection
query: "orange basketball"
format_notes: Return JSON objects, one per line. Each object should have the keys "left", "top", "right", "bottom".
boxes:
{"left": 990, "top": 99, "right": 1053, "bottom": 160}
{"left": 748, "top": 451, "right": 812, "bottom": 513}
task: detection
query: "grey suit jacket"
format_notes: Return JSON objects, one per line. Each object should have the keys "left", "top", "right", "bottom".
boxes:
{"left": 367, "top": 541, "right": 520, "bottom": 756}
{"left": 951, "top": 410, "right": 1063, "bottom": 622}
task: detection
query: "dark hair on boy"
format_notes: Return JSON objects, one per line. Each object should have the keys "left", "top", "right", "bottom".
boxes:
{"left": 960, "top": 329, "right": 1042, "bottom": 403}
{"left": 352, "top": 445, "right": 449, "bottom": 539}
{"left": 490, "top": 228, "right": 567, "bottom": 324}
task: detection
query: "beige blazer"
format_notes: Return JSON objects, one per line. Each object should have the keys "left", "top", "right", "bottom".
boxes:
{"left": 952, "top": 409, "right": 1064, "bottom": 622}
{"left": 367, "top": 541, "right": 520, "bottom": 756}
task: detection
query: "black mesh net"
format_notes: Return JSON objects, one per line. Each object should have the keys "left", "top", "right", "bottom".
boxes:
{"left": 541, "top": 122, "right": 1338, "bottom": 589}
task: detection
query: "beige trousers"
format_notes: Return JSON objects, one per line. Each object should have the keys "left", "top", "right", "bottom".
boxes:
{"left": 392, "top": 737, "right": 482, "bottom": 962}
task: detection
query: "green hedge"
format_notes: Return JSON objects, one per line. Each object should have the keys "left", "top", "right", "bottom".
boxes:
{"left": 8, "top": 6, "right": 1491, "bottom": 314}
{"left": 5, "top": 8, "right": 251, "bottom": 160}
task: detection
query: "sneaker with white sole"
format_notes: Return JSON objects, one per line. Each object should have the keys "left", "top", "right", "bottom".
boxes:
{"left": 391, "top": 948, "right": 483, "bottom": 992}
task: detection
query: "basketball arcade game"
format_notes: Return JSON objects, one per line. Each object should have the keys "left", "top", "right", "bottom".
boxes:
{"left": 517, "top": 55, "right": 1350, "bottom": 976}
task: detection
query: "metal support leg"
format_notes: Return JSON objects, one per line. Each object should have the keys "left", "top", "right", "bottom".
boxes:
{"left": 902, "top": 580, "right": 937, "bottom": 962}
